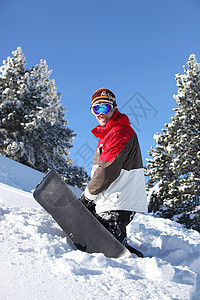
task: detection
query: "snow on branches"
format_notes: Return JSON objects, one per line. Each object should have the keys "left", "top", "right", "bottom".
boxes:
{"left": 146, "top": 54, "right": 200, "bottom": 232}
{"left": 0, "top": 47, "right": 89, "bottom": 189}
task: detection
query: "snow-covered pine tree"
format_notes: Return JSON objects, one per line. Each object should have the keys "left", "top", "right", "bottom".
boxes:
{"left": 146, "top": 54, "right": 200, "bottom": 232}
{"left": 0, "top": 47, "right": 89, "bottom": 188}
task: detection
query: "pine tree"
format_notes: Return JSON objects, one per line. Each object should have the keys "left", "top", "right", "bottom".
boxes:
{"left": 0, "top": 47, "right": 89, "bottom": 188}
{"left": 146, "top": 54, "right": 200, "bottom": 231}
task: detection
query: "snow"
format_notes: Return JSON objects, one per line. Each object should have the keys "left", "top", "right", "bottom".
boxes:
{"left": 0, "top": 155, "right": 200, "bottom": 299}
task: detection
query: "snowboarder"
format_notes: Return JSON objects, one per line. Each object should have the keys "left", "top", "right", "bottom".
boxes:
{"left": 80, "top": 88, "right": 147, "bottom": 257}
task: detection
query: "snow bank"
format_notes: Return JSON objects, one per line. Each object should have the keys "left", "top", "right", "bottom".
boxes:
{"left": 0, "top": 154, "right": 43, "bottom": 192}
{"left": 0, "top": 155, "right": 200, "bottom": 299}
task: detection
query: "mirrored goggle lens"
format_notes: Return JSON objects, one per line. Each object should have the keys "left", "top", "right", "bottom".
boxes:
{"left": 91, "top": 104, "right": 113, "bottom": 116}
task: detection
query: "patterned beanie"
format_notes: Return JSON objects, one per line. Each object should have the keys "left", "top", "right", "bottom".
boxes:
{"left": 91, "top": 88, "right": 117, "bottom": 107}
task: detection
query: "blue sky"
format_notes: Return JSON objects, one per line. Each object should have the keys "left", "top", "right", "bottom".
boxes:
{"left": 1, "top": 0, "right": 200, "bottom": 174}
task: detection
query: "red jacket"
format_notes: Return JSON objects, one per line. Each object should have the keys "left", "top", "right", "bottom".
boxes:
{"left": 85, "top": 109, "right": 147, "bottom": 214}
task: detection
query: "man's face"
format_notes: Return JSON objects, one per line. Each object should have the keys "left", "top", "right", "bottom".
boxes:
{"left": 96, "top": 110, "right": 114, "bottom": 126}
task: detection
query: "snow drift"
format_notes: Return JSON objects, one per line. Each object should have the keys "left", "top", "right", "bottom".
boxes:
{"left": 0, "top": 155, "right": 199, "bottom": 299}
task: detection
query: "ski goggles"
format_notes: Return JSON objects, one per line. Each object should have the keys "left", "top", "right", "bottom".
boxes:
{"left": 91, "top": 103, "right": 114, "bottom": 116}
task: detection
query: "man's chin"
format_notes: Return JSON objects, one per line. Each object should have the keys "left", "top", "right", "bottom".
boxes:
{"left": 98, "top": 117, "right": 108, "bottom": 126}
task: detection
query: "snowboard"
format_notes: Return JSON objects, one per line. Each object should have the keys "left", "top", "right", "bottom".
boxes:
{"left": 33, "top": 170, "right": 132, "bottom": 258}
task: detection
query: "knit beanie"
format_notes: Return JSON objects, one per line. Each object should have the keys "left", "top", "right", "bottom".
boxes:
{"left": 91, "top": 88, "right": 117, "bottom": 107}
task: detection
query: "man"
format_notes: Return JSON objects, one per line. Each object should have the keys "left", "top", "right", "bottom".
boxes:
{"left": 80, "top": 88, "right": 147, "bottom": 257}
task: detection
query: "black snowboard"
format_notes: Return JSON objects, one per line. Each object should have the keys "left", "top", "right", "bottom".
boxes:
{"left": 33, "top": 170, "right": 132, "bottom": 258}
